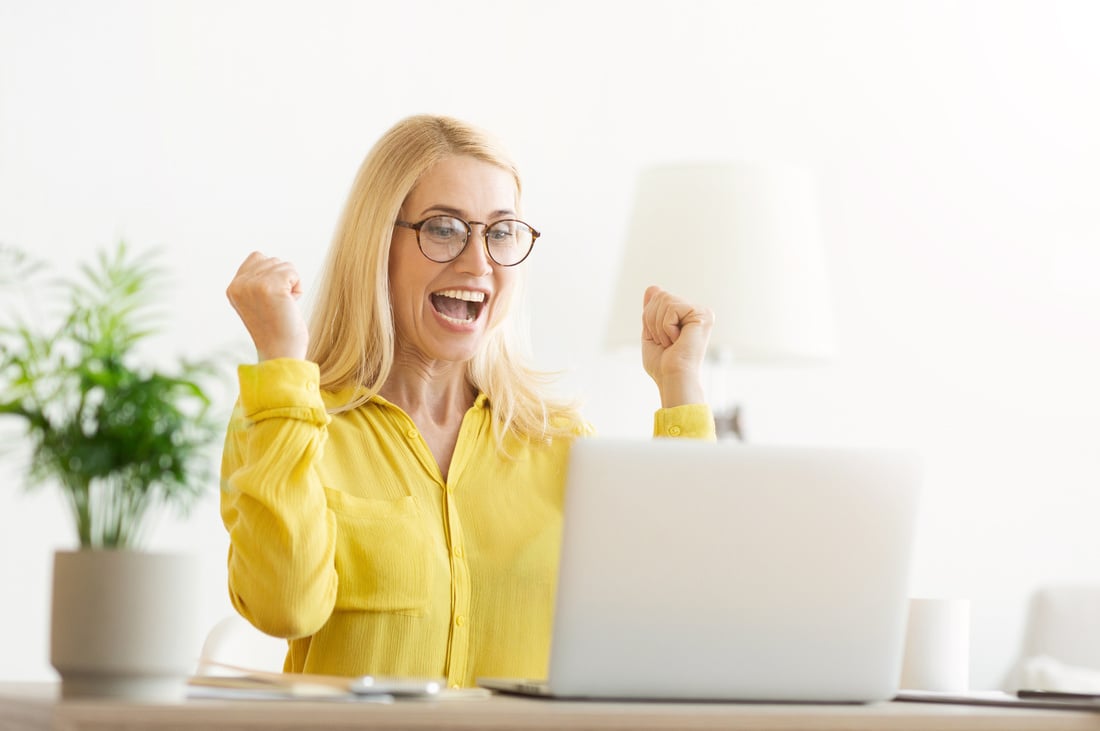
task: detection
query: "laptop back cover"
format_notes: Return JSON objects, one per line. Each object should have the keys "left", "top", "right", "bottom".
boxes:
{"left": 546, "top": 439, "right": 921, "bottom": 701}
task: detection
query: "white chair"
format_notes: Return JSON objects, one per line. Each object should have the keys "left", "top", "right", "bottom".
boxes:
{"left": 196, "top": 614, "right": 289, "bottom": 675}
{"left": 1005, "top": 584, "right": 1100, "bottom": 691}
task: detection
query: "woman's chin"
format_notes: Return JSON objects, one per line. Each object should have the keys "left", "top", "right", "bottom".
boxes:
{"left": 425, "top": 326, "right": 488, "bottom": 364}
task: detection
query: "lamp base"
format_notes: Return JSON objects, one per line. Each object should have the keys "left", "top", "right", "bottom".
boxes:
{"left": 714, "top": 404, "right": 744, "bottom": 441}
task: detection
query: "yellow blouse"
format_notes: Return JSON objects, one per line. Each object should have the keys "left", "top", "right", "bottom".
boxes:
{"left": 220, "top": 358, "right": 715, "bottom": 687}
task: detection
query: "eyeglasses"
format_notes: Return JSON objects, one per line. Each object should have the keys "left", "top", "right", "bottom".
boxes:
{"left": 395, "top": 215, "right": 540, "bottom": 267}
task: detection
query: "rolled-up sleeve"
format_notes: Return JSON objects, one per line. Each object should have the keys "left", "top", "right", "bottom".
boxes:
{"left": 653, "top": 403, "right": 716, "bottom": 440}
{"left": 220, "top": 359, "right": 339, "bottom": 640}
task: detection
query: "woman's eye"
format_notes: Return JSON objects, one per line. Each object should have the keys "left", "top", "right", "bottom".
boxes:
{"left": 427, "top": 225, "right": 457, "bottom": 238}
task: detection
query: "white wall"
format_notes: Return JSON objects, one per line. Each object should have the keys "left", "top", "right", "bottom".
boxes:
{"left": 1, "top": 0, "right": 1098, "bottom": 689}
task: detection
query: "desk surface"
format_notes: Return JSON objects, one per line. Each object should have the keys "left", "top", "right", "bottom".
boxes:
{"left": 3, "top": 683, "right": 1100, "bottom": 731}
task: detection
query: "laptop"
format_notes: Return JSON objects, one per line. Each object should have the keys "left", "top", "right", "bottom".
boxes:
{"left": 479, "top": 438, "right": 922, "bottom": 702}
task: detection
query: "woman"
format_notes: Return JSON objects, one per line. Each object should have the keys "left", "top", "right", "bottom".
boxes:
{"left": 221, "top": 115, "right": 715, "bottom": 688}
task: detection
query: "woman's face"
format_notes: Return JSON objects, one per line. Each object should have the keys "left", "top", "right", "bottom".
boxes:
{"left": 389, "top": 155, "right": 522, "bottom": 366}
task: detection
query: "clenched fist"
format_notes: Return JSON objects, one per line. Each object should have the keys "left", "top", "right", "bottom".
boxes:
{"left": 641, "top": 285, "right": 714, "bottom": 408}
{"left": 226, "top": 252, "right": 310, "bottom": 361}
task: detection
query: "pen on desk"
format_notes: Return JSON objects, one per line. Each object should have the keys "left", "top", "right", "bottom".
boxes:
{"left": 1017, "top": 690, "right": 1100, "bottom": 702}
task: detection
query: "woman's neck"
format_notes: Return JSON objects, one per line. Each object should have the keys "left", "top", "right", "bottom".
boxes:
{"left": 379, "top": 360, "right": 477, "bottom": 482}
{"left": 378, "top": 360, "right": 476, "bottom": 430}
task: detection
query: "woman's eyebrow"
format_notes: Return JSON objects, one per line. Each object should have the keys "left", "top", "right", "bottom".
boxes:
{"left": 421, "top": 205, "right": 517, "bottom": 219}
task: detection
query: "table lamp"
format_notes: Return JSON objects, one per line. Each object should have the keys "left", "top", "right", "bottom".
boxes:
{"left": 605, "top": 162, "right": 836, "bottom": 439}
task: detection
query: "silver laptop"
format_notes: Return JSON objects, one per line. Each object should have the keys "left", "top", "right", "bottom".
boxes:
{"left": 479, "top": 438, "right": 921, "bottom": 702}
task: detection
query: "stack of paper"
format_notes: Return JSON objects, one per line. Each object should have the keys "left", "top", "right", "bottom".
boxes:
{"left": 188, "top": 662, "right": 488, "bottom": 702}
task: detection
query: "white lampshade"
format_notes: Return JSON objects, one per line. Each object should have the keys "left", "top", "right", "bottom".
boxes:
{"left": 605, "top": 162, "right": 836, "bottom": 363}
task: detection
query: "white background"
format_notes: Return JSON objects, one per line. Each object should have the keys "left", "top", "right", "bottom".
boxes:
{"left": 1, "top": 0, "right": 1098, "bottom": 689}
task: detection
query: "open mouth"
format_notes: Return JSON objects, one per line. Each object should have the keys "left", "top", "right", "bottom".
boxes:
{"left": 430, "top": 289, "right": 487, "bottom": 325}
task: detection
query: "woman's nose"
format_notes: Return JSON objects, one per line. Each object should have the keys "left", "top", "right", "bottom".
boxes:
{"left": 454, "top": 227, "right": 493, "bottom": 275}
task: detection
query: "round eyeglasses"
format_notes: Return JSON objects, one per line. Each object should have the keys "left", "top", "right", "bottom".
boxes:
{"left": 395, "top": 215, "right": 540, "bottom": 267}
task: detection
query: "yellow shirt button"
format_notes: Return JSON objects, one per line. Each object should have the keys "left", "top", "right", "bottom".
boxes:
{"left": 667, "top": 425, "right": 682, "bottom": 436}
{"left": 455, "top": 615, "right": 466, "bottom": 627}
{"left": 454, "top": 546, "right": 464, "bottom": 558}
{"left": 406, "top": 427, "right": 418, "bottom": 439}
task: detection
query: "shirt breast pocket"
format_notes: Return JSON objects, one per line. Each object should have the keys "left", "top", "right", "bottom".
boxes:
{"left": 323, "top": 489, "right": 434, "bottom": 616}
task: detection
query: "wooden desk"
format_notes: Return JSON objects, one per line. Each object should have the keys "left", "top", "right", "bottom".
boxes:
{"left": 2, "top": 683, "right": 1100, "bottom": 731}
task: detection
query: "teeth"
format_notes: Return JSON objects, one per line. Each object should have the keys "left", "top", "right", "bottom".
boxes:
{"left": 434, "top": 289, "right": 485, "bottom": 303}
{"left": 438, "top": 312, "right": 473, "bottom": 325}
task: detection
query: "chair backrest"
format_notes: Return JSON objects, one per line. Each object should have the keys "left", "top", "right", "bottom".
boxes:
{"left": 196, "top": 614, "right": 288, "bottom": 675}
{"left": 1021, "top": 585, "right": 1100, "bottom": 667}
{"left": 1005, "top": 585, "right": 1100, "bottom": 690}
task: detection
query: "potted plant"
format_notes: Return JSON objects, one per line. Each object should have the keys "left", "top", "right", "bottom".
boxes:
{"left": 0, "top": 242, "right": 222, "bottom": 700}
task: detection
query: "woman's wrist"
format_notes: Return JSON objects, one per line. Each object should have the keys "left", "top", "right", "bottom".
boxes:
{"left": 657, "top": 373, "right": 706, "bottom": 409}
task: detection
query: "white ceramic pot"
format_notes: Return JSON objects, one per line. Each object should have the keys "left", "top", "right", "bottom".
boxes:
{"left": 50, "top": 549, "right": 200, "bottom": 701}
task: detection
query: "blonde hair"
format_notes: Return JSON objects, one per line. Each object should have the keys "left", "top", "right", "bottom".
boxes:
{"left": 307, "top": 114, "right": 584, "bottom": 446}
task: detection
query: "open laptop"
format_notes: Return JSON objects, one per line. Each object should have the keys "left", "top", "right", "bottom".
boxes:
{"left": 479, "top": 438, "right": 921, "bottom": 702}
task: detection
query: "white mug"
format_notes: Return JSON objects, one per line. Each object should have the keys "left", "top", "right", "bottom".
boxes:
{"left": 899, "top": 598, "right": 970, "bottom": 692}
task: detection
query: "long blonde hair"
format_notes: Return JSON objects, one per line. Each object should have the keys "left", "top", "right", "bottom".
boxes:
{"left": 307, "top": 114, "right": 583, "bottom": 446}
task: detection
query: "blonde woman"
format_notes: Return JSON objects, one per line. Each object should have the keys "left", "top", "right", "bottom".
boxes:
{"left": 222, "top": 115, "right": 716, "bottom": 688}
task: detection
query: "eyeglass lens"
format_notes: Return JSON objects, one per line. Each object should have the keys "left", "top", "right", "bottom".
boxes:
{"left": 419, "top": 215, "right": 534, "bottom": 266}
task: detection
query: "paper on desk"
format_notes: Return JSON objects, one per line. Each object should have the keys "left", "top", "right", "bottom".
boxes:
{"left": 896, "top": 689, "right": 1020, "bottom": 705}
{"left": 187, "top": 681, "right": 393, "bottom": 703}
{"left": 188, "top": 661, "right": 489, "bottom": 702}
{"left": 188, "top": 671, "right": 386, "bottom": 702}
{"left": 896, "top": 689, "right": 1100, "bottom": 712}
